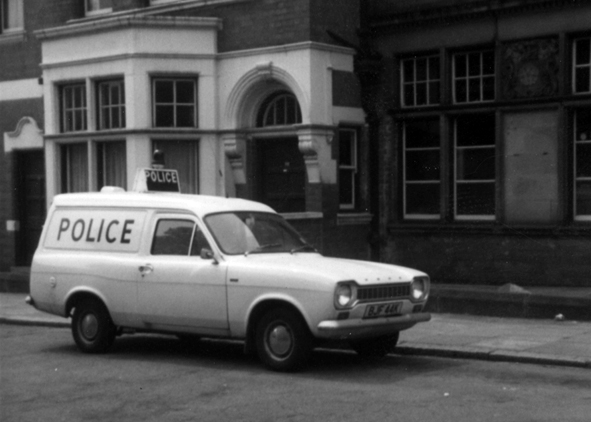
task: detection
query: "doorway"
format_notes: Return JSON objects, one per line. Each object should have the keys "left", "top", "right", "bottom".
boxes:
{"left": 15, "top": 150, "right": 46, "bottom": 266}
{"left": 257, "top": 138, "right": 306, "bottom": 213}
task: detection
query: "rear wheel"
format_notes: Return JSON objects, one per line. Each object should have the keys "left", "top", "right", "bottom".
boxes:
{"left": 71, "top": 299, "right": 116, "bottom": 353}
{"left": 350, "top": 332, "right": 399, "bottom": 358}
{"left": 255, "top": 308, "right": 312, "bottom": 372}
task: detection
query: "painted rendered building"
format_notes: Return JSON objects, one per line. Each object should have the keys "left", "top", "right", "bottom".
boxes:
{"left": 1, "top": 0, "right": 371, "bottom": 271}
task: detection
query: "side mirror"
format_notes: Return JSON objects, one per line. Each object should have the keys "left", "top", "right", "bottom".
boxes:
{"left": 200, "top": 248, "right": 218, "bottom": 264}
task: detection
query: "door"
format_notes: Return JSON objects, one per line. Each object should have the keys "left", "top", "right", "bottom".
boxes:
{"left": 137, "top": 216, "right": 228, "bottom": 334}
{"left": 15, "top": 151, "right": 46, "bottom": 265}
{"left": 258, "top": 137, "right": 306, "bottom": 213}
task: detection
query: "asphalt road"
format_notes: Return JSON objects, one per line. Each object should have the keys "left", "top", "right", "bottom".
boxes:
{"left": 1, "top": 325, "right": 590, "bottom": 422}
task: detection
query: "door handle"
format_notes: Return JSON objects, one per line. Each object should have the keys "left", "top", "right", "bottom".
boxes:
{"left": 139, "top": 264, "right": 154, "bottom": 277}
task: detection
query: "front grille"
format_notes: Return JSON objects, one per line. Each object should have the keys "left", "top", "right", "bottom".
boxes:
{"left": 357, "top": 284, "right": 411, "bottom": 303}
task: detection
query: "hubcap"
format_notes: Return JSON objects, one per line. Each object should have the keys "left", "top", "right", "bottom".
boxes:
{"left": 267, "top": 324, "right": 293, "bottom": 357}
{"left": 80, "top": 313, "right": 99, "bottom": 340}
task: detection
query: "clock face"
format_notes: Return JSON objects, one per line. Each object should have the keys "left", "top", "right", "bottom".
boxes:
{"left": 518, "top": 62, "right": 540, "bottom": 86}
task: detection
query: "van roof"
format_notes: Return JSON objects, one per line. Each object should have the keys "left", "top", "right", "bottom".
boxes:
{"left": 51, "top": 192, "right": 275, "bottom": 218}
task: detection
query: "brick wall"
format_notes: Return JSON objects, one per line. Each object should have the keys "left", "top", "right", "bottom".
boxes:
{"left": 387, "top": 232, "right": 591, "bottom": 287}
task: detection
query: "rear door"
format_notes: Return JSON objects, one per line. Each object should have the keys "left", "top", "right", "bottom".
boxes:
{"left": 136, "top": 214, "right": 228, "bottom": 335}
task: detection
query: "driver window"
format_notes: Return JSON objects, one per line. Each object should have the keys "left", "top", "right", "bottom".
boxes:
{"left": 151, "top": 219, "right": 194, "bottom": 255}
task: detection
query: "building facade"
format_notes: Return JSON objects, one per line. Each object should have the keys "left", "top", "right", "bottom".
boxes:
{"left": 365, "top": 0, "right": 591, "bottom": 286}
{"left": 1, "top": 0, "right": 372, "bottom": 272}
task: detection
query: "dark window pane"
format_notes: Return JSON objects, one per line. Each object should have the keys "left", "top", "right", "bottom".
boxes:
{"left": 155, "top": 105, "right": 174, "bottom": 127}
{"left": 176, "top": 105, "right": 195, "bottom": 127}
{"left": 416, "top": 82, "right": 427, "bottom": 105}
{"left": 456, "top": 114, "right": 495, "bottom": 146}
{"left": 416, "top": 57, "right": 427, "bottom": 81}
{"left": 429, "top": 81, "right": 440, "bottom": 104}
{"left": 405, "top": 118, "right": 440, "bottom": 148}
{"left": 287, "top": 96, "right": 296, "bottom": 123}
{"left": 403, "top": 60, "right": 414, "bottom": 82}
{"left": 429, "top": 57, "right": 439, "bottom": 80}
{"left": 469, "top": 78, "right": 481, "bottom": 102}
{"left": 455, "top": 54, "right": 467, "bottom": 78}
{"left": 404, "top": 84, "right": 414, "bottom": 106}
{"left": 74, "top": 110, "right": 84, "bottom": 131}
{"left": 456, "top": 147, "right": 496, "bottom": 180}
{"left": 100, "top": 84, "right": 110, "bottom": 106}
{"left": 575, "top": 39, "right": 591, "bottom": 65}
{"left": 406, "top": 150, "right": 440, "bottom": 181}
{"left": 468, "top": 52, "right": 481, "bottom": 76}
{"left": 111, "top": 107, "right": 120, "bottom": 128}
{"left": 276, "top": 96, "right": 287, "bottom": 125}
{"left": 339, "top": 131, "right": 354, "bottom": 166}
{"left": 110, "top": 84, "right": 120, "bottom": 104}
{"left": 406, "top": 183, "right": 440, "bottom": 215}
{"left": 576, "top": 181, "right": 591, "bottom": 215}
{"left": 576, "top": 109, "right": 591, "bottom": 140}
{"left": 456, "top": 182, "right": 495, "bottom": 215}
{"left": 176, "top": 81, "right": 195, "bottom": 104}
{"left": 576, "top": 143, "right": 591, "bottom": 177}
{"left": 155, "top": 80, "right": 174, "bottom": 103}
{"left": 101, "top": 107, "right": 110, "bottom": 129}
{"left": 65, "top": 88, "right": 73, "bottom": 109}
{"left": 74, "top": 87, "right": 84, "bottom": 108}
{"left": 339, "top": 169, "right": 354, "bottom": 205}
{"left": 455, "top": 79, "right": 467, "bottom": 103}
{"left": 575, "top": 68, "right": 590, "bottom": 92}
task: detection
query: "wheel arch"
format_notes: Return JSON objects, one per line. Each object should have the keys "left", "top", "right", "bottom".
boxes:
{"left": 244, "top": 297, "right": 312, "bottom": 355}
{"left": 64, "top": 288, "right": 110, "bottom": 319}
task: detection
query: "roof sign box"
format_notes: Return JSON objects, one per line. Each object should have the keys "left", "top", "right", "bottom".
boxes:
{"left": 133, "top": 168, "right": 181, "bottom": 193}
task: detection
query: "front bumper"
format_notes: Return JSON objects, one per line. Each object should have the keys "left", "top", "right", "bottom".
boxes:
{"left": 316, "top": 312, "right": 431, "bottom": 340}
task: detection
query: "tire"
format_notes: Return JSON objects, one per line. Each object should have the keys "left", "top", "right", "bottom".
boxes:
{"left": 255, "top": 308, "right": 313, "bottom": 372}
{"left": 350, "top": 332, "right": 399, "bottom": 358}
{"left": 71, "top": 299, "right": 116, "bottom": 354}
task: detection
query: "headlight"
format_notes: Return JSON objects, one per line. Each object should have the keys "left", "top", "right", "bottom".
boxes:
{"left": 411, "top": 276, "right": 429, "bottom": 301}
{"left": 334, "top": 282, "right": 356, "bottom": 309}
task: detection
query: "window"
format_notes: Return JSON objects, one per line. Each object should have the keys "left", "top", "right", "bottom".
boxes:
{"left": 151, "top": 219, "right": 210, "bottom": 256}
{"left": 97, "top": 141, "right": 127, "bottom": 190}
{"left": 339, "top": 128, "right": 359, "bottom": 210}
{"left": 401, "top": 55, "right": 440, "bottom": 107}
{"left": 403, "top": 118, "right": 441, "bottom": 219}
{"left": 85, "top": 0, "right": 112, "bottom": 15}
{"left": 97, "top": 80, "right": 125, "bottom": 130}
{"left": 454, "top": 114, "right": 496, "bottom": 219}
{"left": 573, "top": 37, "right": 591, "bottom": 94}
{"left": 574, "top": 108, "right": 591, "bottom": 220}
{"left": 453, "top": 50, "right": 495, "bottom": 103}
{"left": 61, "top": 143, "right": 88, "bottom": 193}
{"left": 153, "top": 140, "right": 199, "bottom": 194}
{"left": 1, "top": 0, "right": 23, "bottom": 33}
{"left": 61, "top": 84, "right": 87, "bottom": 133}
{"left": 153, "top": 78, "right": 197, "bottom": 128}
{"left": 257, "top": 92, "right": 302, "bottom": 127}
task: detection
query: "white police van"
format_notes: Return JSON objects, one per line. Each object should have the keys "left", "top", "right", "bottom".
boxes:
{"left": 28, "top": 166, "right": 431, "bottom": 371}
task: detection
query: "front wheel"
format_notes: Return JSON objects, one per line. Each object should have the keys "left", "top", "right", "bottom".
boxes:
{"left": 350, "top": 332, "right": 399, "bottom": 358}
{"left": 255, "top": 308, "right": 313, "bottom": 372}
{"left": 71, "top": 299, "right": 116, "bottom": 353}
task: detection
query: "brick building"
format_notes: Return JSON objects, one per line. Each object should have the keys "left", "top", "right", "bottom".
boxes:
{"left": 1, "top": 0, "right": 371, "bottom": 273}
{"left": 364, "top": 0, "right": 591, "bottom": 286}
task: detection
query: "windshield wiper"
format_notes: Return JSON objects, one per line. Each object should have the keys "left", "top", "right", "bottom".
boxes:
{"left": 245, "top": 243, "right": 282, "bottom": 256}
{"left": 290, "top": 244, "right": 317, "bottom": 254}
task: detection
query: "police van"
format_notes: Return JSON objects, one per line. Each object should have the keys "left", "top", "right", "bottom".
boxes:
{"left": 28, "top": 166, "right": 431, "bottom": 372}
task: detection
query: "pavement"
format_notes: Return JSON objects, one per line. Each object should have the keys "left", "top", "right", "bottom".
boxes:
{"left": 1, "top": 292, "right": 590, "bottom": 369}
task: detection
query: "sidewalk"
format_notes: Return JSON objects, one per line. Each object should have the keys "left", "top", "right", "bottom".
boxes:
{"left": 1, "top": 292, "right": 590, "bottom": 368}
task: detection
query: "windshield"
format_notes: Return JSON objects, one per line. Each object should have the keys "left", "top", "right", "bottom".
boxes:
{"left": 204, "top": 212, "right": 315, "bottom": 255}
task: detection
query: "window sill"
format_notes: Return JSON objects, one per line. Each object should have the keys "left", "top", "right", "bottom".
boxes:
{"left": 337, "top": 212, "right": 373, "bottom": 226}
{"left": 388, "top": 222, "right": 591, "bottom": 237}
{"left": 281, "top": 212, "right": 323, "bottom": 220}
{"left": 0, "top": 30, "right": 25, "bottom": 44}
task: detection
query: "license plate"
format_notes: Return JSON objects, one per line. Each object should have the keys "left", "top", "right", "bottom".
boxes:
{"left": 363, "top": 302, "right": 403, "bottom": 319}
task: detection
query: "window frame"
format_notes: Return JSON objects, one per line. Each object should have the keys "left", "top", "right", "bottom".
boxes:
{"left": 572, "top": 36, "right": 591, "bottom": 95}
{"left": 60, "top": 83, "right": 88, "bottom": 133}
{"left": 256, "top": 91, "right": 302, "bottom": 127}
{"left": 452, "top": 49, "right": 496, "bottom": 104}
{"left": 85, "top": 0, "right": 113, "bottom": 16}
{"left": 60, "top": 142, "right": 89, "bottom": 193}
{"left": 338, "top": 127, "right": 359, "bottom": 211}
{"left": 1, "top": 0, "right": 23, "bottom": 33}
{"left": 573, "top": 108, "right": 591, "bottom": 221}
{"left": 96, "top": 140, "right": 127, "bottom": 191}
{"left": 97, "top": 79, "right": 126, "bottom": 131}
{"left": 400, "top": 54, "right": 441, "bottom": 108}
{"left": 152, "top": 77, "right": 198, "bottom": 128}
